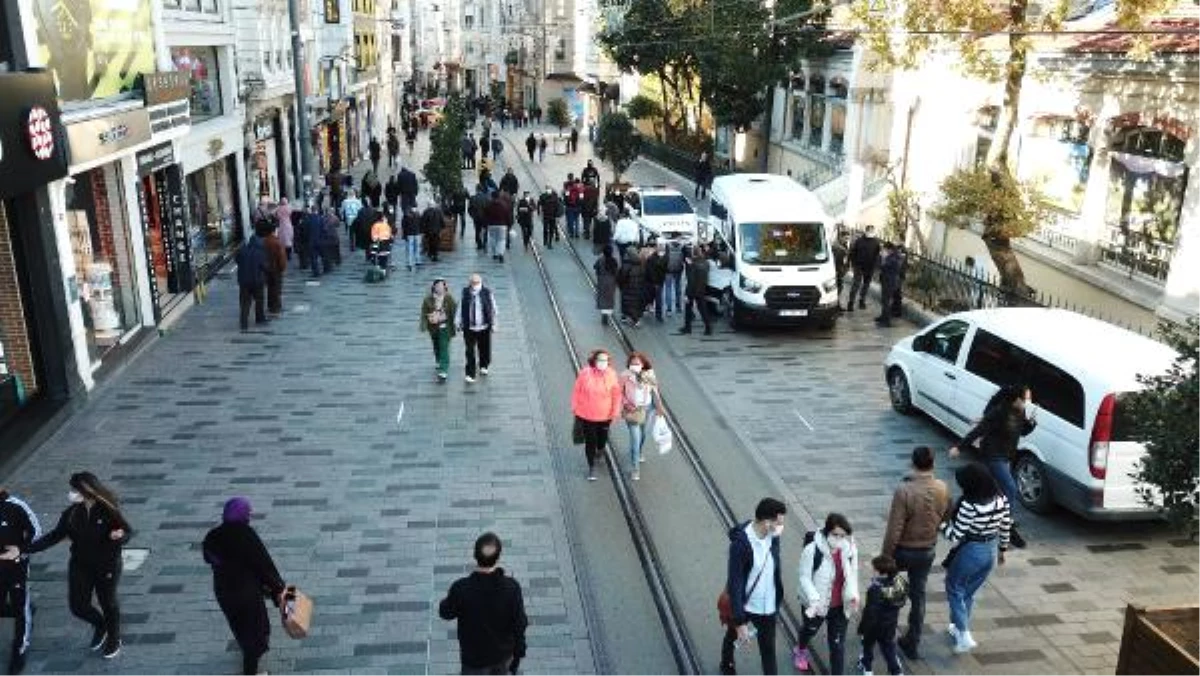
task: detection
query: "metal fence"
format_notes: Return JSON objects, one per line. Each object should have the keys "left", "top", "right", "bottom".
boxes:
{"left": 638, "top": 138, "right": 732, "bottom": 182}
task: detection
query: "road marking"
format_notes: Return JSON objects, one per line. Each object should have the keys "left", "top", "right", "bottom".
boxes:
{"left": 122, "top": 548, "right": 150, "bottom": 572}
{"left": 396, "top": 401, "right": 405, "bottom": 425}
{"left": 290, "top": 303, "right": 310, "bottom": 314}
{"left": 305, "top": 280, "right": 321, "bottom": 287}
{"left": 792, "top": 409, "right": 815, "bottom": 432}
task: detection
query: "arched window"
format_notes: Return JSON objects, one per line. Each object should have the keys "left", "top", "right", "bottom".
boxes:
{"left": 974, "top": 105, "right": 1000, "bottom": 166}
{"left": 829, "top": 77, "right": 848, "bottom": 156}
{"left": 790, "top": 75, "right": 806, "bottom": 140}
{"left": 807, "top": 75, "right": 826, "bottom": 149}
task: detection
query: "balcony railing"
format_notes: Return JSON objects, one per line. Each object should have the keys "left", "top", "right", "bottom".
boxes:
{"left": 1098, "top": 227, "right": 1175, "bottom": 284}
{"left": 1026, "top": 224, "right": 1082, "bottom": 257}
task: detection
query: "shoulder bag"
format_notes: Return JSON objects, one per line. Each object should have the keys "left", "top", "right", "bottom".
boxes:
{"left": 717, "top": 556, "right": 767, "bottom": 626}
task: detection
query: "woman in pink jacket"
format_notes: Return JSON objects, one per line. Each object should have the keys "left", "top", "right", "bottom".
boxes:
{"left": 571, "top": 349, "right": 622, "bottom": 481}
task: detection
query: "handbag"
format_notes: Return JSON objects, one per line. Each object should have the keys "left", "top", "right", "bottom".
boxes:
{"left": 622, "top": 405, "right": 646, "bottom": 425}
{"left": 940, "top": 497, "right": 964, "bottom": 570}
{"left": 717, "top": 557, "right": 767, "bottom": 626}
{"left": 281, "top": 586, "right": 313, "bottom": 639}
{"left": 572, "top": 416, "right": 585, "bottom": 445}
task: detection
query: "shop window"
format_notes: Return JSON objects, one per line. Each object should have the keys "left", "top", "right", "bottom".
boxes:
{"left": 807, "top": 75, "right": 825, "bottom": 149}
{"left": 187, "top": 156, "right": 242, "bottom": 281}
{"left": 829, "top": 78, "right": 847, "bottom": 156}
{"left": 974, "top": 105, "right": 999, "bottom": 167}
{"left": 172, "top": 47, "right": 223, "bottom": 121}
{"left": 790, "top": 80, "right": 806, "bottom": 140}
{"left": 66, "top": 165, "right": 142, "bottom": 364}
{"left": 1020, "top": 116, "right": 1093, "bottom": 213}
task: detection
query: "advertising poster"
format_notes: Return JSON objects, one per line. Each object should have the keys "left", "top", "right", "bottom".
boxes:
{"left": 32, "top": 0, "right": 156, "bottom": 102}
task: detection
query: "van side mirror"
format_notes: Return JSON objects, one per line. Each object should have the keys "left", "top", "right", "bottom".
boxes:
{"left": 912, "top": 334, "right": 932, "bottom": 353}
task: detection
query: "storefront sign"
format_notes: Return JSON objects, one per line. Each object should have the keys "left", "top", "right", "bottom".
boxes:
{"left": 142, "top": 71, "right": 191, "bottom": 106}
{"left": 254, "top": 116, "right": 276, "bottom": 141}
{"left": 136, "top": 182, "right": 161, "bottom": 321}
{"left": 149, "top": 100, "right": 191, "bottom": 134}
{"left": 32, "top": 0, "right": 156, "bottom": 102}
{"left": 153, "top": 168, "right": 193, "bottom": 293}
{"left": 66, "top": 108, "right": 152, "bottom": 166}
{"left": 0, "top": 72, "right": 69, "bottom": 198}
{"left": 135, "top": 142, "right": 176, "bottom": 177}
{"left": 324, "top": 0, "right": 341, "bottom": 23}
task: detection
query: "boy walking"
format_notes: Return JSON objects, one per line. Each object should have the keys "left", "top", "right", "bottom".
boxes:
{"left": 856, "top": 556, "right": 908, "bottom": 676}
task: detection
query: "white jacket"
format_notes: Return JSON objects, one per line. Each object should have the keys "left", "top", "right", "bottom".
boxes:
{"left": 797, "top": 531, "right": 860, "bottom": 613}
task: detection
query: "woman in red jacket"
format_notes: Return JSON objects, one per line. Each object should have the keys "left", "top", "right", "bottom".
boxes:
{"left": 571, "top": 349, "right": 622, "bottom": 481}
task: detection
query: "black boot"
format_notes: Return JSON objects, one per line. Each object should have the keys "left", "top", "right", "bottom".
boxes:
{"left": 1010, "top": 525, "right": 1027, "bottom": 549}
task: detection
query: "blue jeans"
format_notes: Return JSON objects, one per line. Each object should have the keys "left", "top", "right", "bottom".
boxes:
{"left": 488, "top": 225, "right": 508, "bottom": 257}
{"left": 988, "top": 458, "right": 1018, "bottom": 510}
{"left": 565, "top": 209, "right": 580, "bottom": 237}
{"left": 945, "top": 539, "right": 996, "bottom": 634}
{"left": 626, "top": 417, "right": 646, "bottom": 467}
{"left": 406, "top": 236, "right": 420, "bottom": 267}
{"left": 662, "top": 272, "right": 683, "bottom": 312}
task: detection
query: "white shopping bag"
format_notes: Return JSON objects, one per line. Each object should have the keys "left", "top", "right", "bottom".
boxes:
{"left": 653, "top": 416, "right": 673, "bottom": 454}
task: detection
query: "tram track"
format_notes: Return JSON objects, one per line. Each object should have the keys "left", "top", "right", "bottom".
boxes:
{"left": 495, "top": 135, "right": 826, "bottom": 675}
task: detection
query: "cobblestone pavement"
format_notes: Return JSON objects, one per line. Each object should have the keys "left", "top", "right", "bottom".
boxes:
{"left": 8, "top": 132, "right": 597, "bottom": 675}
{"left": 499, "top": 125, "right": 1199, "bottom": 675}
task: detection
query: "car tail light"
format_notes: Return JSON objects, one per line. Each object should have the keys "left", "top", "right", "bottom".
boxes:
{"left": 1089, "top": 393, "right": 1116, "bottom": 480}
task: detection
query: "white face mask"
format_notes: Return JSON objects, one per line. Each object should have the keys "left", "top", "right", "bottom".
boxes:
{"left": 68, "top": 491, "right": 84, "bottom": 504}
{"left": 828, "top": 534, "right": 847, "bottom": 549}
{"left": 629, "top": 364, "right": 643, "bottom": 374}
{"left": 595, "top": 359, "right": 609, "bottom": 371}
{"left": 773, "top": 523, "right": 785, "bottom": 538}
{"left": 470, "top": 283, "right": 482, "bottom": 292}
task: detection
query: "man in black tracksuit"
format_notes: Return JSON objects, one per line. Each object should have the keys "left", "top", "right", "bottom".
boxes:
{"left": 0, "top": 492, "right": 41, "bottom": 674}
{"left": 440, "top": 533, "right": 528, "bottom": 675}
{"left": 847, "top": 226, "right": 882, "bottom": 312}
{"left": 679, "top": 244, "right": 712, "bottom": 335}
{"left": 720, "top": 498, "right": 787, "bottom": 676}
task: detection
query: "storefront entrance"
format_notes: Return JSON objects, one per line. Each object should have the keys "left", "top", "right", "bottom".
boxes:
{"left": 187, "top": 155, "right": 242, "bottom": 282}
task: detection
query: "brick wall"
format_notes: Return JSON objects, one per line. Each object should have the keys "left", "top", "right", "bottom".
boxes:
{"left": 90, "top": 167, "right": 126, "bottom": 296}
{"left": 0, "top": 203, "right": 38, "bottom": 397}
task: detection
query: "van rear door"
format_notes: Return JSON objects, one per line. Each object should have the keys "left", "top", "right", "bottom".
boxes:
{"left": 1100, "top": 393, "right": 1159, "bottom": 510}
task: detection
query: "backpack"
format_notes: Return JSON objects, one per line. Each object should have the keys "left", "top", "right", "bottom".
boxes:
{"left": 566, "top": 186, "right": 582, "bottom": 208}
{"left": 803, "top": 531, "right": 825, "bottom": 573}
{"left": 666, "top": 241, "right": 685, "bottom": 273}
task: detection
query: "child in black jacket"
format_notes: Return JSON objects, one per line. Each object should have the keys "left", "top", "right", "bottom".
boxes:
{"left": 857, "top": 555, "right": 909, "bottom": 675}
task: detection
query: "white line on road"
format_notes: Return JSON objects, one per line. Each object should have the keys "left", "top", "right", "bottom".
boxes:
{"left": 396, "top": 401, "right": 405, "bottom": 426}
{"left": 792, "top": 409, "right": 815, "bottom": 432}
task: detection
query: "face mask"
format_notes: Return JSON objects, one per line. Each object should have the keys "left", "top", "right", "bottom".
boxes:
{"left": 470, "top": 283, "right": 481, "bottom": 292}
{"left": 68, "top": 491, "right": 84, "bottom": 504}
{"left": 595, "top": 359, "right": 609, "bottom": 371}
{"left": 773, "top": 524, "right": 785, "bottom": 538}
{"left": 629, "top": 364, "right": 643, "bottom": 374}
{"left": 828, "top": 534, "right": 846, "bottom": 548}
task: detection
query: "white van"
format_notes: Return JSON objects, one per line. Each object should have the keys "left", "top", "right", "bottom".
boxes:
{"left": 883, "top": 308, "right": 1176, "bottom": 520}
{"left": 704, "top": 174, "right": 840, "bottom": 329}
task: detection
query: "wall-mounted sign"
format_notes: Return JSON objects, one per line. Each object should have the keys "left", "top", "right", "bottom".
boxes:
{"left": 0, "top": 72, "right": 68, "bottom": 198}
{"left": 65, "top": 108, "right": 152, "bottom": 166}
{"left": 135, "top": 142, "right": 175, "bottom": 177}
{"left": 142, "top": 71, "right": 192, "bottom": 106}
{"left": 149, "top": 100, "right": 191, "bottom": 134}
{"left": 32, "top": 0, "right": 156, "bottom": 102}
{"left": 324, "top": 0, "right": 341, "bottom": 23}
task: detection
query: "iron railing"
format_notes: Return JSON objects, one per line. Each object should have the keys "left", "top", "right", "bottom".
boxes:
{"left": 637, "top": 138, "right": 732, "bottom": 182}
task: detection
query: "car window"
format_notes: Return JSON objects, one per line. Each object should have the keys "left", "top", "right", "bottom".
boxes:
{"left": 711, "top": 200, "right": 728, "bottom": 220}
{"left": 1025, "top": 356, "right": 1084, "bottom": 427}
{"left": 926, "top": 320, "right": 970, "bottom": 363}
{"left": 965, "top": 329, "right": 1028, "bottom": 385}
{"left": 641, "top": 194, "right": 693, "bottom": 216}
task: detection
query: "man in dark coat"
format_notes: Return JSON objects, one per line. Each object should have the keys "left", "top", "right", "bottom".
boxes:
{"left": 694, "top": 152, "right": 713, "bottom": 199}
{"left": 538, "top": 188, "right": 561, "bottom": 249}
{"left": 353, "top": 205, "right": 379, "bottom": 262}
{"left": 498, "top": 169, "right": 519, "bottom": 203}
{"left": 516, "top": 192, "right": 536, "bottom": 251}
{"left": 875, "top": 242, "right": 901, "bottom": 327}
{"left": 421, "top": 202, "right": 445, "bottom": 262}
{"left": 469, "top": 185, "right": 492, "bottom": 251}
{"left": 462, "top": 134, "right": 477, "bottom": 169}
{"left": 569, "top": 126, "right": 580, "bottom": 153}
{"left": 235, "top": 233, "right": 269, "bottom": 331}
{"left": 203, "top": 498, "right": 286, "bottom": 676}
{"left": 439, "top": 533, "right": 527, "bottom": 676}
{"left": 581, "top": 181, "right": 600, "bottom": 239}
{"left": 679, "top": 243, "right": 712, "bottom": 335}
{"left": 581, "top": 159, "right": 601, "bottom": 187}
{"left": 524, "top": 133, "right": 536, "bottom": 162}
{"left": 361, "top": 171, "right": 383, "bottom": 209}
{"left": 385, "top": 174, "right": 401, "bottom": 210}
{"left": 387, "top": 131, "right": 400, "bottom": 167}
{"left": 449, "top": 186, "right": 469, "bottom": 239}
{"left": 368, "top": 137, "right": 382, "bottom": 173}
{"left": 847, "top": 225, "right": 882, "bottom": 312}
{"left": 397, "top": 166, "right": 419, "bottom": 213}
{"left": 832, "top": 226, "right": 850, "bottom": 311}
{"left": 617, "top": 248, "right": 646, "bottom": 327}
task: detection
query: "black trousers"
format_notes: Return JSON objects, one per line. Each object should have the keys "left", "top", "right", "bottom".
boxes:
{"left": 683, "top": 295, "right": 712, "bottom": 331}
{"left": 519, "top": 222, "right": 533, "bottom": 249}
{"left": 797, "top": 605, "right": 849, "bottom": 676}
{"left": 542, "top": 218, "right": 557, "bottom": 247}
{"left": 579, "top": 419, "right": 609, "bottom": 469}
{"left": 239, "top": 284, "right": 266, "bottom": 330}
{"left": 68, "top": 559, "right": 120, "bottom": 646}
{"left": 473, "top": 217, "right": 487, "bottom": 249}
{"left": 425, "top": 232, "right": 440, "bottom": 261}
{"left": 0, "top": 561, "right": 31, "bottom": 657}
{"left": 463, "top": 328, "right": 492, "bottom": 377}
{"left": 720, "top": 612, "right": 778, "bottom": 674}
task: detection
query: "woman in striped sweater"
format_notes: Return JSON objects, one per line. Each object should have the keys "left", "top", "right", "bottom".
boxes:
{"left": 941, "top": 463, "right": 1012, "bottom": 654}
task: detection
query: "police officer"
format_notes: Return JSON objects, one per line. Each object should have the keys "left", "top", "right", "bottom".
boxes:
{"left": 0, "top": 490, "right": 42, "bottom": 674}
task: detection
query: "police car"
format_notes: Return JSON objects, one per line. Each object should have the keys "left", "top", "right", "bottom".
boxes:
{"left": 626, "top": 185, "right": 698, "bottom": 242}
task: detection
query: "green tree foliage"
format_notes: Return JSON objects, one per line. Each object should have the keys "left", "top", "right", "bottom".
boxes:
{"left": 594, "top": 112, "right": 641, "bottom": 183}
{"left": 1126, "top": 318, "right": 1199, "bottom": 536}
{"left": 625, "top": 94, "right": 663, "bottom": 140}
{"left": 423, "top": 95, "right": 468, "bottom": 202}
{"left": 929, "top": 167, "right": 1048, "bottom": 291}
{"left": 849, "top": 0, "right": 1168, "bottom": 289}
{"left": 546, "top": 98, "right": 571, "bottom": 133}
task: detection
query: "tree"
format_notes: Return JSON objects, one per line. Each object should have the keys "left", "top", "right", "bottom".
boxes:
{"left": 423, "top": 95, "right": 467, "bottom": 202}
{"left": 546, "top": 98, "right": 571, "bottom": 134}
{"left": 850, "top": 0, "right": 1169, "bottom": 291}
{"left": 594, "top": 112, "right": 641, "bottom": 183}
{"left": 625, "top": 94, "right": 663, "bottom": 140}
{"left": 1125, "top": 318, "right": 1199, "bottom": 536}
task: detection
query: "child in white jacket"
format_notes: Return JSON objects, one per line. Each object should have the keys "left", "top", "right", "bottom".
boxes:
{"left": 794, "top": 513, "right": 860, "bottom": 675}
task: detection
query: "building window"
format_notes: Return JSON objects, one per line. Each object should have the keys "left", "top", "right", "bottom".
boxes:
{"left": 172, "top": 47, "right": 223, "bottom": 121}
{"left": 163, "top": 0, "right": 182, "bottom": 8}
{"left": 807, "top": 75, "right": 825, "bottom": 149}
{"left": 202, "top": 0, "right": 218, "bottom": 12}
{"left": 555, "top": 38, "right": 566, "bottom": 61}
{"left": 974, "top": 105, "right": 999, "bottom": 167}
{"left": 829, "top": 77, "right": 848, "bottom": 156}
{"left": 183, "top": 0, "right": 201, "bottom": 10}
{"left": 789, "top": 75, "right": 805, "bottom": 140}
{"left": 1019, "top": 115, "right": 1092, "bottom": 213}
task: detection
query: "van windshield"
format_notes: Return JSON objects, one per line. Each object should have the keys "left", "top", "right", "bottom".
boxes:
{"left": 641, "top": 194, "right": 693, "bottom": 216}
{"left": 738, "top": 222, "right": 828, "bottom": 265}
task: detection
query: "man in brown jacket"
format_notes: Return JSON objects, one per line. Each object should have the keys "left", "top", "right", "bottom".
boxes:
{"left": 259, "top": 221, "right": 288, "bottom": 316}
{"left": 881, "top": 446, "right": 951, "bottom": 661}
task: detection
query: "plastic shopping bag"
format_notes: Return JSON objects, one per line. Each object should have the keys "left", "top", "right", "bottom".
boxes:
{"left": 653, "top": 416, "right": 673, "bottom": 454}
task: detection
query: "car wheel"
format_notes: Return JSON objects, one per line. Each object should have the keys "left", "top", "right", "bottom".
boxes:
{"left": 1013, "top": 453, "right": 1055, "bottom": 514}
{"left": 887, "top": 368, "right": 913, "bottom": 414}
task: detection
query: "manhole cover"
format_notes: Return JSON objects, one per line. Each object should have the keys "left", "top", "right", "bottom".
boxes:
{"left": 122, "top": 548, "right": 150, "bottom": 572}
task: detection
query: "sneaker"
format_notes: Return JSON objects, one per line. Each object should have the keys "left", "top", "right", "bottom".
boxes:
{"left": 639, "top": 455, "right": 646, "bottom": 463}
{"left": 719, "top": 661, "right": 736, "bottom": 675}
{"left": 793, "top": 646, "right": 810, "bottom": 671}
{"left": 587, "top": 471, "right": 597, "bottom": 481}
{"left": 1010, "top": 527, "right": 1027, "bottom": 549}
{"left": 858, "top": 300, "right": 867, "bottom": 310}
{"left": 948, "top": 625, "right": 975, "bottom": 653}
{"left": 480, "top": 367, "right": 489, "bottom": 375}
{"left": 856, "top": 658, "right": 873, "bottom": 676}
{"left": 102, "top": 640, "right": 122, "bottom": 659}
{"left": 632, "top": 471, "right": 640, "bottom": 481}
{"left": 465, "top": 375, "right": 476, "bottom": 383}
{"left": 90, "top": 625, "right": 107, "bottom": 651}
{"left": 437, "top": 372, "right": 448, "bottom": 382}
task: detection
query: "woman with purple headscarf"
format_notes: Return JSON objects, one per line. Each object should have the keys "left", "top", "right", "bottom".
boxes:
{"left": 203, "top": 498, "right": 286, "bottom": 675}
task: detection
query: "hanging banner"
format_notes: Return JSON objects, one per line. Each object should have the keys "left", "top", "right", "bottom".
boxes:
{"left": 32, "top": 0, "right": 157, "bottom": 102}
